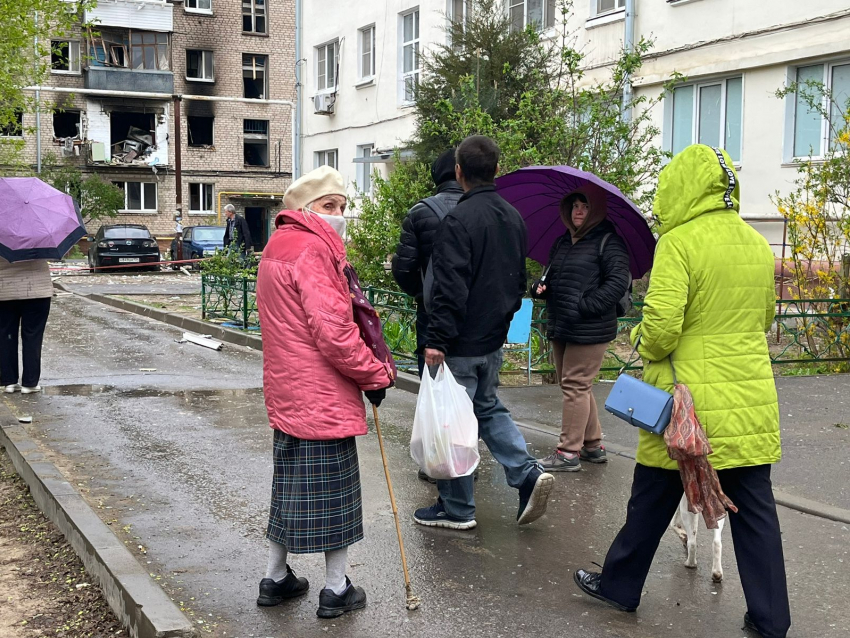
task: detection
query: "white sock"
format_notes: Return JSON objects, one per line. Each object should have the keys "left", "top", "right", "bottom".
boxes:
{"left": 265, "top": 540, "right": 289, "bottom": 582}
{"left": 324, "top": 548, "right": 348, "bottom": 595}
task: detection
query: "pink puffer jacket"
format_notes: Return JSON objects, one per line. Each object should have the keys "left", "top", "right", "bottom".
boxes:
{"left": 257, "top": 209, "right": 393, "bottom": 440}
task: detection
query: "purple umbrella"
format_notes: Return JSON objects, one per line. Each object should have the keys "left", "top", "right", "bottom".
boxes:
{"left": 495, "top": 166, "right": 656, "bottom": 279}
{"left": 0, "top": 177, "right": 86, "bottom": 263}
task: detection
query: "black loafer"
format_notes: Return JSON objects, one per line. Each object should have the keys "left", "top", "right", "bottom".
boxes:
{"left": 317, "top": 576, "right": 367, "bottom": 618}
{"left": 743, "top": 613, "right": 765, "bottom": 636}
{"left": 257, "top": 565, "right": 309, "bottom": 606}
{"left": 573, "top": 569, "right": 636, "bottom": 613}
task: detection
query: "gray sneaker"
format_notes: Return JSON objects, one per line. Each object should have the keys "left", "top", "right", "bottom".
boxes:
{"left": 538, "top": 450, "right": 581, "bottom": 472}
{"left": 580, "top": 446, "right": 608, "bottom": 464}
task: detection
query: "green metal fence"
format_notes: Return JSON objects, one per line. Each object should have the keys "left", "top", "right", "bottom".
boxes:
{"left": 364, "top": 287, "right": 850, "bottom": 379}
{"left": 201, "top": 275, "right": 259, "bottom": 328}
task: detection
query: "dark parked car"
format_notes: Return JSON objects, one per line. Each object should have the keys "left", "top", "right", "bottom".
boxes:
{"left": 88, "top": 224, "right": 160, "bottom": 272}
{"left": 170, "top": 226, "right": 225, "bottom": 268}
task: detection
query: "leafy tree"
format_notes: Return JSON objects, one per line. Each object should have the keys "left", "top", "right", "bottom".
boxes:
{"left": 0, "top": 0, "right": 93, "bottom": 164}
{"left": 348, "top": 0, "right": 673, "bottom": 288}
{"left": 41, "top": 153, "right": 125, "bottom": 226}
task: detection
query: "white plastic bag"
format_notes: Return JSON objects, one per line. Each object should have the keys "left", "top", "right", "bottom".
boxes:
{"left": 410, "top": 364, "right": 480, "bottom": 480}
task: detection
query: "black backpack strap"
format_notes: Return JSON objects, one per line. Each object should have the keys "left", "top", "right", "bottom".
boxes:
{"left": 598, "top": 232, "right": 612, "bottom": 259}
{"left": 420, "top": 195, "right": 451, "bottom": 221}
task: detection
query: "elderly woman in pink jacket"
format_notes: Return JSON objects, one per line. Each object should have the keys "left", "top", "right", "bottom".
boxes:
{"left": 255, "top": 166, "right": 394, "bottom": 619}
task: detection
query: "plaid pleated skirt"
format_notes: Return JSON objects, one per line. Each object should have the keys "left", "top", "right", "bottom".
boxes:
{"left": 266, "top": 430, "right": 364, "bottom": 554}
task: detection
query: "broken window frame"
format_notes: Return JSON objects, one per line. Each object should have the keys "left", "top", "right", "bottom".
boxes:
{"left": 243, "top": 119, "right": 269, "bottom": 167}
{"left": 1, "top": 110, "right": 24, "bottom": 138}
{"left": 187, "top": 49, "right": 215, "bottom": 81}
{"left": 187, "top": 116, "right": 214, "bottom": 147}
{"left": 53, "top": 110, "right": 81, "bottom": 139}
{"left": 113, "top": 181, "right": 158, "bottom": 212}
{"left": 51, "top": 40, "right": 81, "bottom": 74}
{"left": 242, "top": 53, "right": 268, "bottom": 99}
{"left": 189, "top": 183, "right": 214, "bottom": 214}
{"left": 242, "top": 0, "right": 267, "bottom": 34}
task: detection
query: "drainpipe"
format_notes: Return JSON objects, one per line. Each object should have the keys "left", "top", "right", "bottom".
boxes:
{"left": 294, "top": 0, "right": 303, "bottom": 179}
{"left": 34, "top": 11, "right": 42, "bottom": 173}
{"left": 622, "top": 0, "right": 636, "bottom": 124}
{"left": 173, "top": 96, "right": 182, "bottom": 215}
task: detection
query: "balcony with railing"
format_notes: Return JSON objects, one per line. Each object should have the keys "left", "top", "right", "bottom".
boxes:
{"left": 84, "top": 28, "right": 173, "bottom": 94}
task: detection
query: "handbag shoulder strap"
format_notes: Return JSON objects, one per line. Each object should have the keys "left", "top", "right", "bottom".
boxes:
{"left": 622, "top": 336, "right": 678, "bottom": 384}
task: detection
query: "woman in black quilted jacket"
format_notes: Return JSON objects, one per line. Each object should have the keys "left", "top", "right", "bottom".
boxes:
{"left": 532, "top": 184, "right": 631, "bottom": 472}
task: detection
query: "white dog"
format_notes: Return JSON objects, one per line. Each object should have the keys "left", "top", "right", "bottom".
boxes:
{"left": 670, "top": 495, "right": 725, "bottom": 582}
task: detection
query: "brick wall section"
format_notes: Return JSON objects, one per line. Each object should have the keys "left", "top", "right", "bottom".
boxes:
{"left": 11, "top": 1, "right": 296, "bottom": 241}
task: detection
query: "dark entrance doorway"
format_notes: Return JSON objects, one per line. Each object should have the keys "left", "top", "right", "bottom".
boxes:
{"left": 244, "top": 207, "right": 267, "bottom": 251}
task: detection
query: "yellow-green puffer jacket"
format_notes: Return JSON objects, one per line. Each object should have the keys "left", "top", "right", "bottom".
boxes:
{"left": 631, "top": 144, "right": 780, "bottom": 471}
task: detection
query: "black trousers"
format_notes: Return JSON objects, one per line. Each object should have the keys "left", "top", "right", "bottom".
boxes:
{"left": 0, "top": 298, "right": 51, "bottom": 388}
{"left": 600, "top": 463, "right": 791, "bottom": 638}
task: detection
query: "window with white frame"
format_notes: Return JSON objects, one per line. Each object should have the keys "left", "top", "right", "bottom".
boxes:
{"left": 185, "top": 0, "right": 212, "bottom": 12}
{"left": 401, "top": 9, "right": 420, "bottom": 104}
{"left": 357, "top": 145, "right": 374, "bottom": 194}
{"left": 317, "top": 41, "right": 338, "bottom": 92}
{"left": 242, "top": 0, "right": 266, "bottom": 34}
{"left": 790, "top": 61, "right": 850, "bottom": 158}
{"left": 451, "top": 0, "right": 471, "bottom": 25}
{"left": 189, "top": 183, "right": 214, "bottom": 213}
{"left": 595, "top": 0, "right": 625, "bottom": 16}
{"left": 186, "top": 50, "right": 214, "bottom": 81}
{"left": 508, "top": 0, "right": 557, "bottom": 32}
{"left": 113, "top": 182, "right": 158, "bottom": 212}
{"left": 668, "top": 77, "right": 743, "bottom": 162}
{"left": 315, "top": 149, "right": 338, "bottom": 169}
{"left": 51, "top": 41, "right": 81, "bottom": 74}
{"left": 358, "top": 26, "right": 375, "bottom": 81}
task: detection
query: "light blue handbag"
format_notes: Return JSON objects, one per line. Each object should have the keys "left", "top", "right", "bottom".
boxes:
{"left": 604, "top": 339, "right": 678, "bottom": 435}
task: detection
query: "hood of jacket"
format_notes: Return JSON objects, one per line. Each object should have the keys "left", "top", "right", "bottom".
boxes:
{"left": 275, "top": 208, "right": 346, "bottom": 262}
{"left": 653, "top": 144, "right": 741, "bottom": 236}
{"left": 561, "top": 183, "right": 609, "bottom": 243}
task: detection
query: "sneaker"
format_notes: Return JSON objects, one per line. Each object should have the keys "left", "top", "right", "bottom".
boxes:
{"left": 517, "top": 469, "right": 555, "bottom": 525}
{"left": 316, "top": 576, "right": 367, "bottom": 618}
{"left": 21, "top": 386, "right": 42, "bottom": 394}
{"left": 256, "top": 565, "right": 309, "bottom": 606}
{"left": 4, "top": 384, "right": 20, "bottom": 393}
{"left": 538, "top": 449, "right": 581, "bottom": 472}
{"left": 743, "top": 613, "right": 765, "bottom": 636}
{"left": 413, "top": 500, "right": 477, "bottom": 530}
{"left": 573, "top": 569, "right": 636, "bottom": 612}
{"left": 580, "top": 445, "right": 608, "bottom": 464}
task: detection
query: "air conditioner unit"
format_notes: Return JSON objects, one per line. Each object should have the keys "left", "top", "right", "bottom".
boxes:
{"left": 313, "top": 93, "right": 336, "bottom": 115}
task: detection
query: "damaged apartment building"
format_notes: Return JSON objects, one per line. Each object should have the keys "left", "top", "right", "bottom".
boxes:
{"left": 14, "top": 0, "right": 295, "bottom": 249}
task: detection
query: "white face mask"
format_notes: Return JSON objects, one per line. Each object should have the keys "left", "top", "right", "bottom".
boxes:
{"left": 306, "top": 208, "right": 347, "bottom": 239}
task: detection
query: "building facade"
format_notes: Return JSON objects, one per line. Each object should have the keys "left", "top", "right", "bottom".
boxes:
{"left": 300, "top": 0, "right": 850, "bottom": 251}
{"left": 8, "top": 0, "right": 296, "bottom": 249}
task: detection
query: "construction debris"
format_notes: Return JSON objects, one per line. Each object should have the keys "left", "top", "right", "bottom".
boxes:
{"left": 182, "top": 332, "right": 223, "bottom": 351}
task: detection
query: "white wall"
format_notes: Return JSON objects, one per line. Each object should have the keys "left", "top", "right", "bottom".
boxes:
{"left": 301, "top": 1, "right": 449, "bottom": 196}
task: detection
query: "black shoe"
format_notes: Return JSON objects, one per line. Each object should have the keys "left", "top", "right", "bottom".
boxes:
{"left": 257, "top": 565, "right": 309, "bottom": 606}
{"left": 417, "top": 468, "right": 437, "bottom": 484}
{"left": 317, "top": 576, "right": 367, "bottom": 618}
{"left": 573, "top": 569, "right": 636, "bottom": 613}
{"left": 517, "top": 468, "right": 555, "bottom": 525}
{"left": 743, "top": 613, "right": 765, "bottom": 636}
{"left": 580, "top": 445, "right": 608, "bottom": 464}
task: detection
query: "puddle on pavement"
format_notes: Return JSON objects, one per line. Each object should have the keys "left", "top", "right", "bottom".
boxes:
{"left": 43, "top": 385, "right": 263, "bottom": 399}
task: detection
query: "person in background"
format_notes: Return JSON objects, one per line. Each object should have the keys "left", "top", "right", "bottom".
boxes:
{"left": 573, "top": 145, "right": 790, "bottom": 638}
{"left": 414, "top": 135, "right": 554, "bottom": 530}
{"left": 223, "top": 204, "right": 253, "bottom": 256}
{"left": 532, "top": 185, "right": 631, "bottom": 472}
{"left": 0, "top": 257, "right": 53, "bottom": 394}
{"left": 256, "top": 166, "right": 394, "bottom": 619}
{"left": 392, "top": 148, "right": 463, "bottom": 376}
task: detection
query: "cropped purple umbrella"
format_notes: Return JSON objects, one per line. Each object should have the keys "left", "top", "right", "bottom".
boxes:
{"left": 495, "top": 166, "right": 656, "bottom": 279}
{"left": 0, "top": 177, "right": 86, "bottom": 263}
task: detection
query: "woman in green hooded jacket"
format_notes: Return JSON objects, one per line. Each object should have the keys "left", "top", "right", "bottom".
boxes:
{"left": 573, "top": 145, "right": 790, "bottom": 638}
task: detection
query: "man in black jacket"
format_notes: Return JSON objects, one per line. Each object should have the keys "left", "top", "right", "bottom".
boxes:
{"left": 392, "top": 149, "right": 463, "bottom": 376}
{"left": 413, "top": 135, "right": 554, "bottom": 531}
{"left": 223, "top": 204, "right": 253, "bottom": 256}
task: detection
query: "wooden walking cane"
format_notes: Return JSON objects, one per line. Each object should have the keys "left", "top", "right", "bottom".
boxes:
{"left": 371, "top": 404, "right": 421, "bottom": 610}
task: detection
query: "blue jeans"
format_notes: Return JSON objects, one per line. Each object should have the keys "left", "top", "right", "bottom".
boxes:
{"left": 432, "top": 350, "right": 539, "bottom": 520}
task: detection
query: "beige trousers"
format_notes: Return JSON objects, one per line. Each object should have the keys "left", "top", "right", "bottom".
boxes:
{"left": 552, "top": 340, "right": 608, "bottom": 454}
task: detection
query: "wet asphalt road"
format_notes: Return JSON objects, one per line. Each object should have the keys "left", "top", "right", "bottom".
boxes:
{"left": 4, "top": 294, "right": 850, "bottom": 638}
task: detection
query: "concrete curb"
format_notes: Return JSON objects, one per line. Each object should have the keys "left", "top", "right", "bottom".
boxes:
{"left": 54, "top": 280, "right": 263, "bottom": 351}
{"left": 393, "top": 371, "right": 850, "bottom": 526}
{"left": 0, "top": 411, "right": 197, "bottom": 638}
